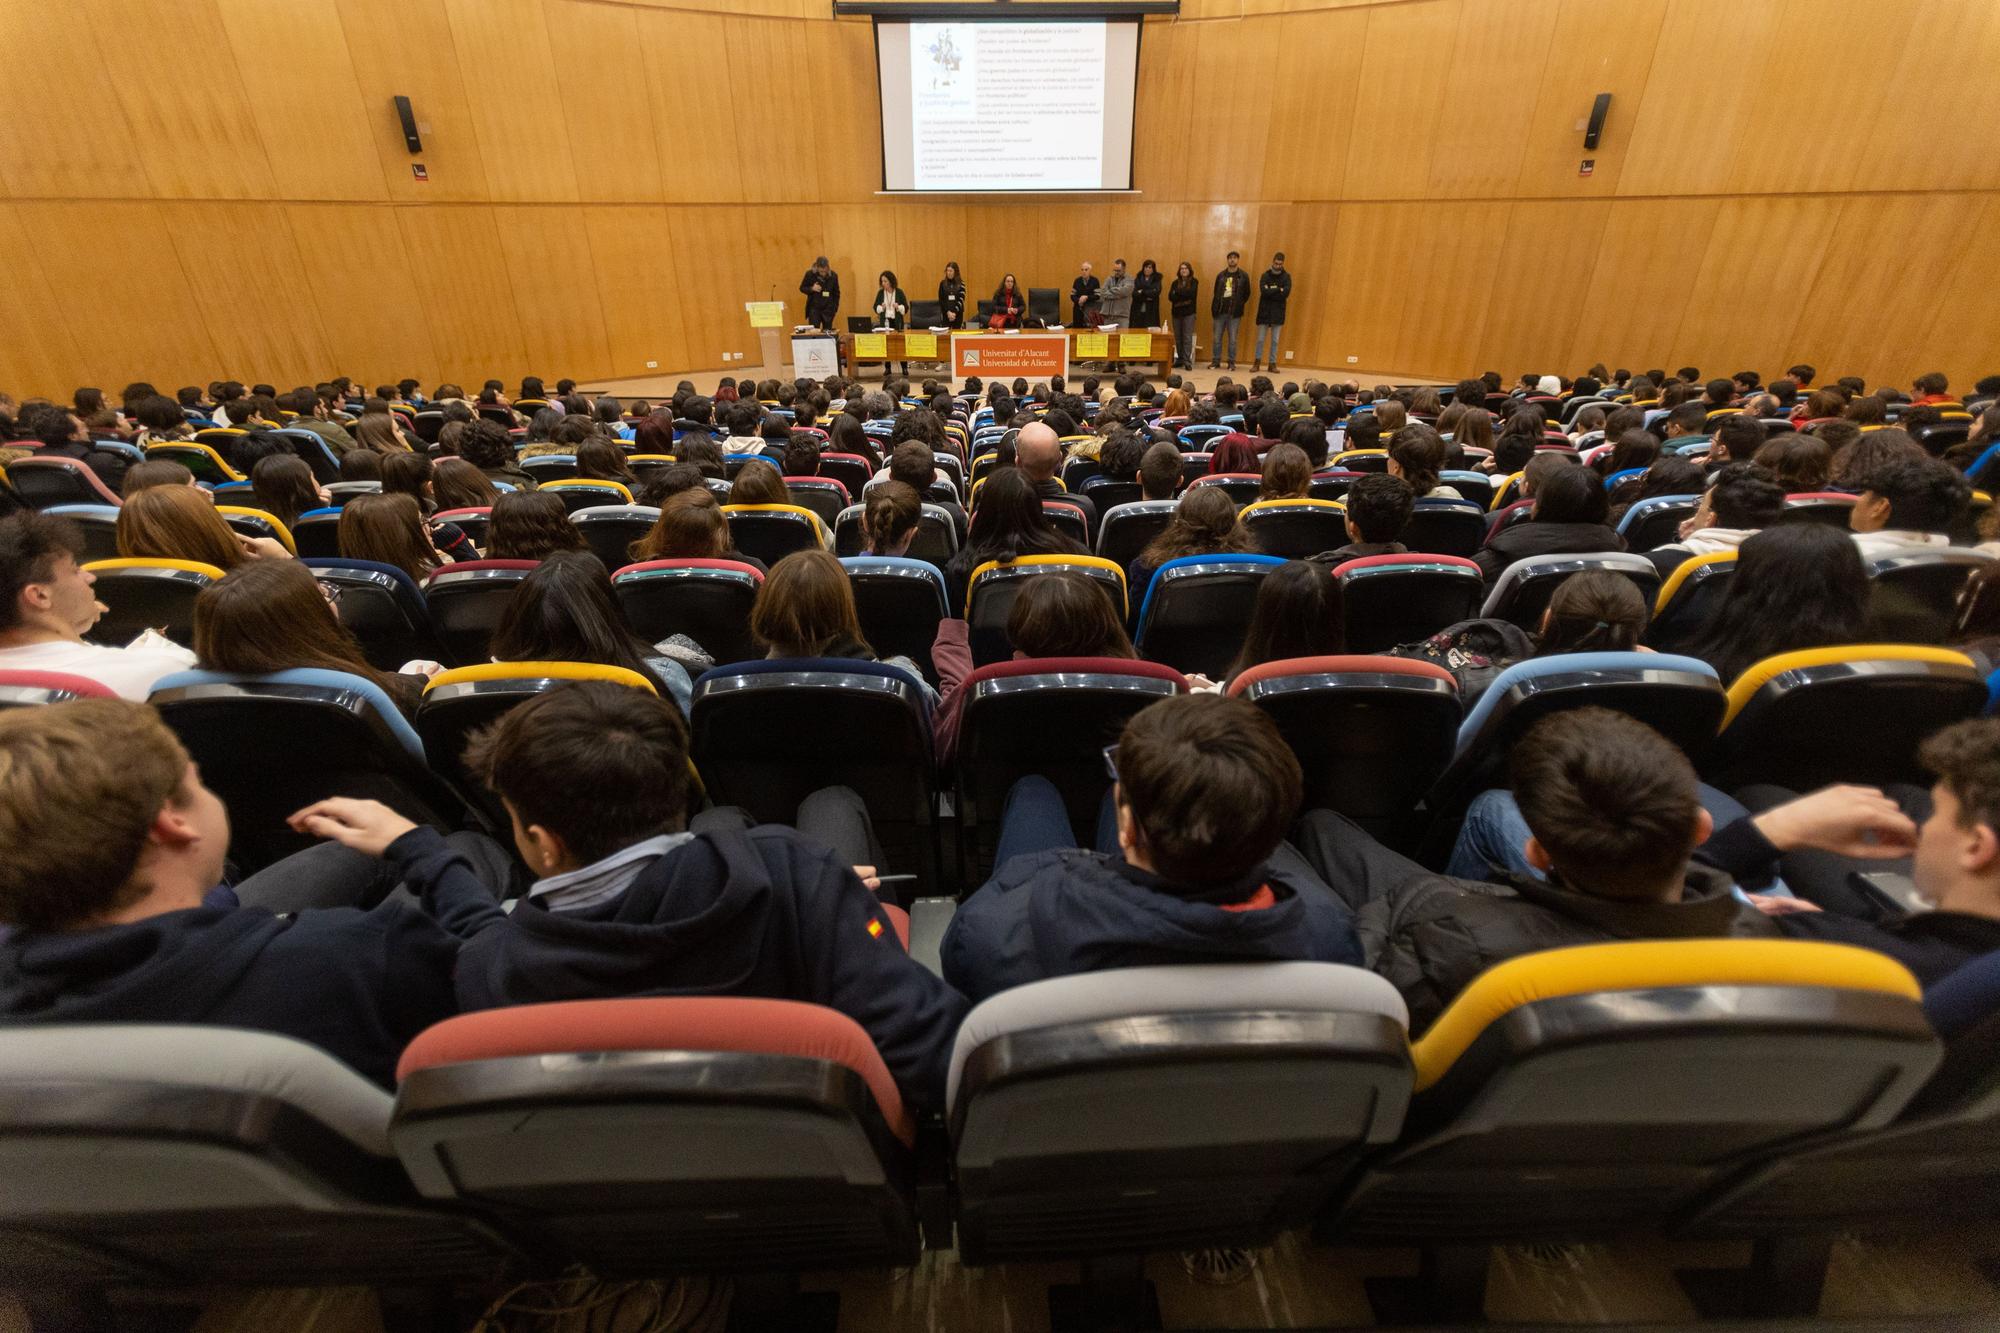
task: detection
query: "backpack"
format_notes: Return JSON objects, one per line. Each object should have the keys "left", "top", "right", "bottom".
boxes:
{"left": 1390, "top": 617, "right": 1538, "bottom": 700}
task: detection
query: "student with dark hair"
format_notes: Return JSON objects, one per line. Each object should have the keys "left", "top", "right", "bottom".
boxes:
{"left": 1912, "top": 373, "right": 1954, "bottom": 406}
{"left": 1849, "top": 456, "right": 1970, "bottom": 558}
{"left": 1646, "top": 461, "right": 1787, "bottom": 574}
{"left": 489, "top": 551, "right": 693, "bottom": 713}
{"left": 1221, "top": 559, "right": 1343, "bottom": 686}
{"left": 460, "top": 419, "right": 536, "bottom": 491}
{"left": 1258, "top": 441, "right": 1312, "bottom": 500}
{"left": 1753, "top": 432, "right": 1832, "bottom": 494}
{"left": 0, "top": 512, "right": 195, "bottom": 696}
{"left": 728, "top": 458, "right": 789, "bottom": 508}
{"left": 250, "top": 454, "right": 328, "bottom": 530}
{"left": 25, "top": 403, "right": 131, "bottom": 492}
{"left": 450, "top": 681, "right": 966, "bottom": 1110}
{"left": 121, "top": 460, "right": 199, "bottom": 497}
{"left": 338, "top": 493, "right": 448, "bottom": 584}
{"left": 1387, "top": 425, "right": 1457, "bottom": 499}
{"left": 1345, "top": 708, "right": 1780, "bottom": 1031}
{"left": 751, "top": 549, "right": 932, "bottom": 695}
{"left": 1128, "top": 485, "right": 1253, "bottom": 609}
{"left": 1684, "top": 523, "right": 1870, "bottom": 683}
{"left": 0, "top": 698, "right": 513, "bottom": 1086}
{"left": 1310, "top": 473, "right": 1413, "bottom": 564}
{"left": 860, "top": 480, "right": 921, "bottom": 557}
{"left": 1473, "top": 462, "right": 1622, "bottom": 582}
{"left": 1708, "top": 413, "right": 1765, "bottom": 466}
{"left": 629, "top": 487, "right": 763, "bottom": 574}
{"left": 942, "top": 468, "right": 1087, "bottom": 617}
{"left": 432, "top": 457, "right": 502, "bottom": 512}
{"left": 941, "top": 694, "right": 1361, "bottom": 1003}
{"left": 1138, "top": 441, "right": 1182, "bottom": 501}
{"left": 486, "top": 490, "right": 587, "bottom": 562}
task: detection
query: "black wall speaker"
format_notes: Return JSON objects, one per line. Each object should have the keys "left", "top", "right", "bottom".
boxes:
{"left": 394, "top": 96, "right": 422, "bottom": 153}
{"left": 1584, "top": 92, "right": 1612, "bottom": 150}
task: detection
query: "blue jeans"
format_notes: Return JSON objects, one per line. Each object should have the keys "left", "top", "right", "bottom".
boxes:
{"left": 1254, "top": 324, "right": 1282, "bottom": 363}
{"left": 1172, "top": 314, "right": 1196, "bottom": 367}
{"left": 992, "top": 775, "right": 1118, "bottom": 867}
{"left": 1210, "top": 315, "right": 1240, "bottom": 365}
{"left": 1445, "top": 784, "right": 1786, "bottom": 895}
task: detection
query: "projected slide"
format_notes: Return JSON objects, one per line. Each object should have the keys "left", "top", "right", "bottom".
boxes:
{"left": 876, "top": 20, "right": 1139, "bottom": 193}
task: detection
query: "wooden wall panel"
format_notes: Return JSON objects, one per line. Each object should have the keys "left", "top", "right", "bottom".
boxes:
{"left": 162, "top": 204, "right": 332, "bottom": 387}
{"left": 214, "top": 0, "right": 385, "bottom": 201}
{"left": 1511, "top": 0, "right": 1666, "bottom": 198}
{"left": 1131, "top": 18, "right": 1196, "bottom": 201}
{"left": 492, "top": 206, "right": 612, "bottom": 379}
{"left": 582, "top": 206, "right": 690, "bottom": 377}
{"left": 0, "top": 2, "right": 140, "bottom": 198}
{"left": 14, "top": 203, "right": 218, "bottom": 387}
{"left": 1923, "top": 198, "right": 2000, "bottom": 393}
{"left": 1390, "top": 203, "right": 1510, "bottom": 376}
{"left": 335, "top": 0, "right": 492, "bottom": 202}
{"left": 446, "top": 0, "right": 577, "bottom": 204}
{"left": 1424, "top": 0, "right": 1558, "bottom": 197}
{"left": 396, "top": 207, "right": 528, "bottom": 384}
{"left": 1669, "top": 197, "right": 1841, "bottom": 375}
{"left": 1344, "top": 1, "right": 1459, "bottom": 200}
{"left": 1566, "top": 198, "right": 1721, "bottom": 371}
{"left": 544, "top": 0, "right": 663, "bottom": 204}
{"left": 285, "top": 206, "right": 438, "bottom": 384}
{"left": 1260, "top": 8, "right": 1366, "bottom": 201}
{"left": 1478, "top": 200, "right": 1611, "bottom": 378}
{"left": 813, "top": 19, "right": 882, "bottom": 204}
{"left": 725, "top": 18, "right": 823, "bottom": 206}
{"left": 1722, "top": 0, "right": 1907, "bottom": 196}
{"left": 1616, "top": 0, "right": 1782, "bottom": 197}
{"left": 639, "top": 10, "right": 742, "bottom": 204}
{"left": 664, "top": 207, "right": 757, "bottom": 366}
{"left": 80, "top": 0, "right": 275, "bottom": 200}
{"left": 1320, "top": 204, "right": 1407, "bottom": 372}
{"left": 1856, "top": 0, "right": 2000, "bottom": 193}
{"left": 1180, "top": 22, "right": 1275, "bottom": 202}
{"left": 0, "top": 207, "right": 86, "bottom": 395}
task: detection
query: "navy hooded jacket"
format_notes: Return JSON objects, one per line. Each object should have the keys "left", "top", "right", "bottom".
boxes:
{"left": 453, "top": 823, "right": 968, "bottom": 1113}
{"left": 941, "top": 849, "right": 1362, "bottom": 1005}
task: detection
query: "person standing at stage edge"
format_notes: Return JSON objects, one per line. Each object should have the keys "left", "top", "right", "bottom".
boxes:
{"left": 873, "top": 270, "right": 909, "bottom": 380}
{"left": 1070, "top": 261, "right": 1101, "bottom": 328}
{"left": 1210, "top": 250, "right": 1249, "bottom": 372}
{"left": 1168, "top": 262, "right": 1199, "bottom": 369}
{"left": 1252, "top": 251, "right": 1292, "bottom": 373}
{"left": 1099, "top": 259, "right": 1134, "bottom": 370}
{"left": 801, "top": 256, "right": 840, "bottom": 331}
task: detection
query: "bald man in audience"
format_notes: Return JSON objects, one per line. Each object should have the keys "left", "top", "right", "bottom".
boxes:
{"left": 1015, "top": 422, "right": 1097, "bottom": 539}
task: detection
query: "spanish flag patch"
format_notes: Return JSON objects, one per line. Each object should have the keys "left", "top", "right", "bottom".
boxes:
{"left": 866, "top": 917, "right": 885, "bottom": 939}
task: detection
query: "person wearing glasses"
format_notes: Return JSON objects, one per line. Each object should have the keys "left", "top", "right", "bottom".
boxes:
{"left": 940, "top": 694, "right": 1362, "bottom": 1003}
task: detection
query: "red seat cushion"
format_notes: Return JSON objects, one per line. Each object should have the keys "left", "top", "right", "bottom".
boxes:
{"left": 0, "top": 670, "right": 117, "bottom": 698}
{"left": 398, "top": 996, "right": 912, "bottom": 1144}
{"left": 1227, "top": 654, "right": 1459, "bottom": 696}
{"left": 612, "top": 558, "right": 766, "bottom": 581}
{"left": 1328, "top": 553, "right": 1483, "bottom": 578}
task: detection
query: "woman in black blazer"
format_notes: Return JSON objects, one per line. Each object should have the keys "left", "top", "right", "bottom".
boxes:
{"left": 1131, "top": 259, "right": 1163, "bottom": 328}
{"left": 938, "top": 261, "right": 966, "bottom": 328}
{"left": 873, "top": 270, "right": 909, "bottom": 379}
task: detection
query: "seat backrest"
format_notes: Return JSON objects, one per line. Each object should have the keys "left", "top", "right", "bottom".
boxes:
{"left": 1401, "top": 500, "right": 1486, "bottom": 558}
{"left": 302, "top": 557, "right": 439, "bottom": 671}
{"left": 1777, "top": 492, "right": 1858, "bottom": 529}
{"left": 1133, "top": 553, "right": 1289, "bottom": 675}
{"left": 81, "top": 558, "right": 222, "bottom": 648}
{"left": 1617, "top": 494, "right": 1701, "bottom": 552}
{"left": 1041, "top": 498, "right": 1089, "bottom": 545}
{"left": 8, "top": 457, "right": 124, "bottom": 509}
{"left": 1186, "top": 473, "right": 1262, "bottom": 507}
{"left": 42, "top": 503, "right": 121, "bottom": 562}
{"left": 1481, "top": 552, "right": 1661, "bottom": 627}
{"left": 784, "top": 476, "right": 851, "bottom": 526}
{"left": 1229, "top": 656, "right": 1460, "bottom": 839}
{"left": 540, "top": 478, "right": 634, "bottom": 513}
{"left": 569, "top": 504, "right": 661, "bottom": 573}
{"left": 1710, "top": 645, "right": 1986, "bottom": 790}
{"left": 1456, "top": 650, "right": 1724, "bottom": 757}
{"left": 1094, "top": 498, "right": 1176, "bottom": 569}
{"left": 722, "top": 503, "right": 829, "bottom": 566}
{"left": 949, "top": 963, "right": 1410, "bottom": 1263}
{"left": 1332, "top": 554, "right": 1485, "bottom": 653}
{"left": 1648, "top": 550, "right": 1738, "bottom": 653}
{"left": 0, "top": 669, "right": 118, "bottom": 709}
{"left": 216, "top": 505, "right": 296, "bottom": 554}
{"left": 842, "top": 556, "right": 947, "bottom": 684}
{"left": 966, "top": 555, "right": 1129, "bottom": 667}
{"left": 612, "top": 558, "right": 764, "bottom": 665}
{"left": 1238, "top": 498, "right": 1349, "bottom": 560}
{"left": 420, "top": 559, "right": 541, "bottom": 667}
{"left": 519, "top": 454, "right": 579, "bottom": 483}
{"left": 1866, "top": 546, "right": 1993, "bottom": 642}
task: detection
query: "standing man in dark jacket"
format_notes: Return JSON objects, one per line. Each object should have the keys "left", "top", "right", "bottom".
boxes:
{"left": 942, "top": 695, "right": 1362, "bottom": 1005}
{"left": 1251, "top": 251, "right": 1292, "bottom": 373}
{"left": 448, "top": 681, "right": 967, "bottom": 1113}
{"left": 1209, "top": 251, "right": 1250, "bottom": 371}
{"left": 1070, "top": 261, "right": 1101, "bottom": 327}
{"left": 1315, "top": 708, "right": 1783, "bottom": 1033}
{"left": 800, "top": 255, "right": 840, "bottom": 331}
{"left": 0, "top": 699, "right": 508, "bottom": 1087}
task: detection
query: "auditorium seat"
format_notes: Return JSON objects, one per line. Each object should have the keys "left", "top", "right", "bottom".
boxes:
{"left": 1093, "top": 498, "right": 1175, "bottom": 572}
{"left": 723, "top": 503, "right": 829, "bottom": 566}
{"left": 1703, "top": 645, "right": 1987, "bottom": 792}
{"left": 391, "top": 998, "right": 921, "bottom": 1312}
{"left": 784, "top": 476, "right": 851, "bottom": 526}
{"left": 1240, "top": 498, "right": 1349, "bottom": 559}
{"left": 1178, "top": 452, "right": 1214, "bottom": 487}
{"left": 967, "top": 555, "right": 1128, "bottom": 667}
{"left": 519, "top": 454, "right": 579, "bottom": 485}
{"left": 1487, "top": 472, "right": 1524, "bottom": 510}
{"left": 949, "top": 963, "right": 1410, "bottom": 1326}
{"left": 692, "top": 658, "right": 937, "bottom": 888}
{"left": 287, "top": 506, "right": 342, "bottom": 558}
{"left": 1228, "top": 656, "right": 1460, "bottom": 844}
{"left": 953, "top": 657, "right": 1186, "bottom": 881}
{"left": 1307, "top": 471, "right": 1361, "bottom": 504}
{"left": 833, "top": 502, "right": 958, "bottom": 565}
{"left": 1177, "top": 423, "right": 1230, "bottom": 450}
{"left": 265, "top": 428, "right": 343, "bottom": 484}
{"left": 1332, "top": 554, "right": 1485, "bottom": 653}
{"left": 816, "top": 453, "right": 876, "bottom": 498}
{"left": 0, "top": 669, "right": 115, "bottom": 709}
{"left": 1059, "top": 457, "right": 1099, "bottom": 492}
{"left": 569, "top": 504, "right": 658, "bottom": 573}
{"left": 624, "top": 454, "right": 678, "bottom": 488}
{"left": 7, "top": 458, "right": 124, "bottom": 510}
{"left": 612, "top": 558, "right": 763, "bottom": 666}
{"left": 842, "top": 556, "right": 948, "bottom": 686}
{"left": 1079, "top": 475, "right": 1142, "bottom": 512}
{"left": 0, "top": 1025, "right": 517, "bottom": 1298}
{"left": 1865, "top": 547, "right": 1992, "bottom": 642}
{"left": 1133, "top": 553, "right": 1288, "bottom": 674}
{"left": 40, "top": 504, "right": 120, "bottom": 562}
{"left": 302, "top": 557, "right": 444, "bottom": 671}
{"left": 1421, "top": 653, "right": 1726, "bottom": 863}
{"left": 1481, "top": 552, "right": 1662, "bottom": 628}
{"left": 1401, "top": 499, "right": 1486, "bottom": 558}
{"left": 1777, "top": 492, "right": 1858, "bottom": 528}
{"left": 422, "top": 559, "right": 541, "bottom": 667}
{"left": 1913, "top": 421, "right": 1971, "bottom": 457}
{"left": 215, "top": 505, "right": 295, "bottom": 553}
{"left": 1320, "top": 940, "right": 1934, "bottom": 1323}
{"left": 1441, "top": 471, "right": 1495, "bottom": 510}
{"left": 323, "top": 480, "right": 384, "bottom": 506}
{"left": 148, "top": 668, "right": 468, "bottom": 870}
{"left": 1330, "top": 449, "right": 1388, "bottom": 474}
{"left": 1185, "top": 473, "right": 1262, "bottom": 508}
{"left": 1617, "top": 494, "right": 1702, "bottom": 553}
{"left": 418, "top": 662, "right": 659, "bottom": 829}
{"left": 538, "top": 478, "right": 633, "bottom": 514}
{"left": 81, "top": 557, "right": 221, "bottom": 648}
{"left": 1647, "top": 551, "right": 1737, "bottom": 654}
{"left": 148, "top": 440, "right": 242, "bottom": 484}
{"left": 1042, "top": 498, "right": 1090, "bottom": 545}
{"left": 434, "top": 505, "right": 491, "bottom": 550}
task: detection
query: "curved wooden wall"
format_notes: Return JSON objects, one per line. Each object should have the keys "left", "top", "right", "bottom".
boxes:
{"left": 0, "top": 0, "right": 1995, "bottom": 392}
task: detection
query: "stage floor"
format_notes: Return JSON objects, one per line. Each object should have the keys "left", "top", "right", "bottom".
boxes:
{"left": 585, "top": 359, "right": 1448, "bottom": 400}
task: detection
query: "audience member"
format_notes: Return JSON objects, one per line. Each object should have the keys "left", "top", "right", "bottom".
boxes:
{"left": 486, "top": 490, "right": 588, "bottom": 562}
{"left": 338, "top": 493, "right": 448, "bottom": 584}
{"left": 488, "top": 551, "right": 694, "bottom": 714}
{"left": 250, "top": 454, "right": 327, "bottom": 530}
{"left": 119, "top": 485, "right": 282, "bottom": 570}
{"left": 1128, "top": 485, "right": 1253, "bottom": 606}
{"left": 1220, "top": 559, "right": 1343, "bottom": 687}
{"left": 193, "top": 560, "right": 429, "bottom": 716}
{"left": 1848, "top": 456, "right": 1970, "bottom": 558}
{"left": 0, "top": 513, "right": 194, "bottom": 698}
{"left": 1647, "top": 462, "right": 1787, "bottom": 573}
{"left": 860, "top": 480, "right": 921, "bottom": 557}
{"left": 629, "top": 487, "right": 764, "bottom": 572}
{"left": 942, "top": 469, "right": 1087, "bottom": 617}
{"left": 1684, "top": 523, "right": 1870, "bottom": 683}
{"left": 750, "top": 549, "right": 931, "bottom": 693}
{"left": 1474, "top": 462, "right": 1622, "bottom": 582}
{"left": 1309, "top": 474, "right": 1414, "bottom": 564}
